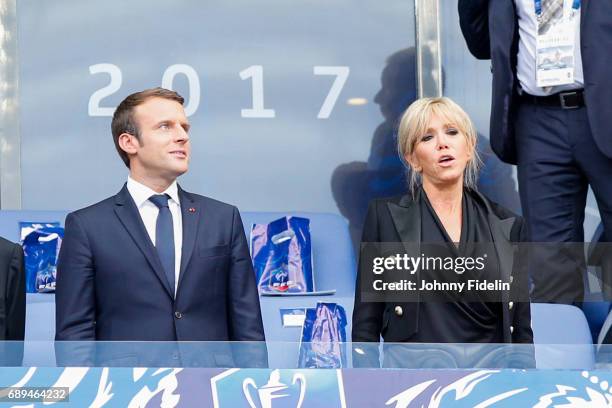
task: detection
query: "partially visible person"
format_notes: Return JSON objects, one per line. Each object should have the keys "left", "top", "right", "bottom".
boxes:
{"left": 459, "top": 0, "right": 612, "bottom": 304}
{"left": 0, "top": 236, "right": 25, "bottom": 367}
{"left": 0, "top": 237, "right": 25, "bottom": 340}
{"left": 352, "top": 97, "right": 532, "bottom": 350}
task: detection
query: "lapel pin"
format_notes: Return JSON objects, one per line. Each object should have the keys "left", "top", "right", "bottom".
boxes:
{"left": 188, "top": 207, "right": 196, "bottom": 213}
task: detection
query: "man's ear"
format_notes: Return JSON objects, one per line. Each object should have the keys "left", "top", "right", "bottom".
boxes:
{"left": 117, "top": 133, "right": 139, "bottom": 156}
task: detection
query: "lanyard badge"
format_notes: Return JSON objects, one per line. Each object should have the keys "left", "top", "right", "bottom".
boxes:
{"left": 535, "top": 0, "right": 580, "bottom": 87}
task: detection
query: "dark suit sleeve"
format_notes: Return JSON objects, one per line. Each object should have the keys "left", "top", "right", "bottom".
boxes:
{"left": 227, "top": 207, "right": 265, "bottom": 341}
{"left": 352, "top": 200, "right": 385, "bottom": 343}
{"left": 458, "top": 0, "right": 492, "bottom": 60}
{"left": 5, "top": 243, "right": 25, "bottom": 340}
{"left": 512, "top": 217, "right": 533, "bottom": 344}
{"left": 55, "top": 212, "right": 96, "bottom": 340}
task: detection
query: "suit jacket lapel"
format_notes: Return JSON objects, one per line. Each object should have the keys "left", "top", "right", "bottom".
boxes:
{"left": 113, "top": 184, "right": 174, "bottom": 298}
{"left": 387, "top": 194, "right": 421, "bottom": 249}
{"left": 176, "top": 186, "right": 200, "bottom": 294}
{"left": 387, "top": 192, "right": 421, "bottom": 250}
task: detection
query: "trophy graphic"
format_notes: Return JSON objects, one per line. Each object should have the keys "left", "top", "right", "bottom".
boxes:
{"left": 242, "top": 369, "right": 306, "bottom": 408}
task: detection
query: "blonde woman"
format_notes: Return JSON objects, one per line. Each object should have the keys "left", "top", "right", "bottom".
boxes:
{"left": 352, "top": 97, "right": 532, "bottom": 346}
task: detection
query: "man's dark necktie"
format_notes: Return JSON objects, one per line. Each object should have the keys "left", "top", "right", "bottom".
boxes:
{"left": 149, "top": 194, "right": 175, "bottom": 294}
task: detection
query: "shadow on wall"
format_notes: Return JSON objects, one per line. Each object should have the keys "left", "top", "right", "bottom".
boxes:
{"left": 331, "top": 48, "right": 416, "bottom": 249}
{"left": 331, "top": 47, "right": 520, "bottom": 250}
{"left": 476, "top": 134, "right": 521, "bottom": 215}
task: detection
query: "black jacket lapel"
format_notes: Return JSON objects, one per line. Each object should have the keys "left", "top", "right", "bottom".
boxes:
{"left": 113, "top": 184, "right": 174, "bottom": 299}
{"left": 387, "top": 192, "right": 421, "bottom": 247}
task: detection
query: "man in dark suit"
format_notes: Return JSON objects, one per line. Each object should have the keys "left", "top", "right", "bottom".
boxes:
{"left": 0, "top": 237, "right": 25, "bottom": 340}
{"left": 459, "top": 0, "right": 612, "bottom": 303}
{"left": 55, "top": 88, "right": 265, "bottom": 343}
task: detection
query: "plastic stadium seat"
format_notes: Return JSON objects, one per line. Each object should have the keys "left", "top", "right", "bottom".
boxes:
{"left": 582, "top": 223, "right": 612, "bottom": 342}
{"left": 531, "top": 303, "right": 595, "bottom": 369}
{"left": 0, "top": 210, "right": 69, "bottom": 244}
{"left": 582, "top": 300, "right": 612, "bottom": 342}
{"left": 241, "top": 212, "right": 356, "bottom": 344}
{"left": 0, "top": 210, "right": 68, "bottom": 342}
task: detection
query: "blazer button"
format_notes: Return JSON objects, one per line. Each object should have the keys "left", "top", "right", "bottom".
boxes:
{"left": 394, "top": 306, "right": 403, "bottom": 317}
{"left": 510, "top": 325, "right": 514, "bottom": 334}
{"left": 509, "top": 301, "right": 514, "bottom": 310}
{"left": 174, "top": 311, "right": 183, "bottom": 319}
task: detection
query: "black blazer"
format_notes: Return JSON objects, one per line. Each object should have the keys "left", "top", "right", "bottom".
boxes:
{"left": 56, "top": 184, "right": 265, "bottom": 342}
{"left": 458, "top": 0, "right": 612, "bottom": 164}
{"left": 0, "top": 237, "right": 25, "bottom": 341}
{"left": 352, "top": 189, "right": 533, "bottom": 344}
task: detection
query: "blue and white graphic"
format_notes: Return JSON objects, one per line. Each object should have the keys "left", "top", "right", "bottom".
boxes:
{"left": 1, "top": 366, "right": 612, "bottom": 406}
{"left": 381, "top": 370, "right": 612, "bottom": 408}
{"left": 211, "top": 369, "right": 346, "bottom": 408}
{"left": 0, "top": 367, "right": 183, "bottom": 407}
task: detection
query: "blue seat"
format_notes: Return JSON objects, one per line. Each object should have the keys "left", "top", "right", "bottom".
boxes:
{"left": 582, "top": 301, "right": 612, "bottom": 342}
{"left": 531, "top": 303, "right": 595, "bottom": 369}
{"left": 0, "top": 210, "right": 69, "bottom": 243}
{"left": 242, "top": 212, "right": 356, "bottom": 347}
{"left": 0, "top": 210, "right": 68, "bottom": 343}
{"left": 581, "top": 222, "right": 612, "bottom": 342}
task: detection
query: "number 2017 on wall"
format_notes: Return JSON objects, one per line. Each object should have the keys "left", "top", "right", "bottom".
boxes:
{"left": 88, "top": 64, "right": 350, "bottom": 119}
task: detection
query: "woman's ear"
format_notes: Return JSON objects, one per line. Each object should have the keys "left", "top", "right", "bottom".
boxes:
{"left": 466, "top": 136, "right": 477, "bottom": 161}
{"left": 406, "top": 153, "right": 422, "bottom": 173}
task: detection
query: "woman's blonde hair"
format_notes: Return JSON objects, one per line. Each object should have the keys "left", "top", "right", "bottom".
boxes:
{"left": 397, "top": 97, "right": 481, "bottom": 194}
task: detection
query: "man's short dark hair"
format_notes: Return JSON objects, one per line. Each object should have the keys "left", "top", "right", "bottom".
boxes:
{"left": 111, "top": 87, "right": 184, "bottom": 168}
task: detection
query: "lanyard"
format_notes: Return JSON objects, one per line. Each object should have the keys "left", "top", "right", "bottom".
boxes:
{"left": 534, "top": 0, "right": 581, "bottom": 16}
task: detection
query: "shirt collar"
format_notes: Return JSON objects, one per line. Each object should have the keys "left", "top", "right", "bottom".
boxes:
{"left": 126, "top": 176, "right": 180, "bottom": 208}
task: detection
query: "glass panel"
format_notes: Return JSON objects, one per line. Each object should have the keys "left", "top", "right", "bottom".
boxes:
{"left": 1, "top": 341, "right": 605, "bottom": 370}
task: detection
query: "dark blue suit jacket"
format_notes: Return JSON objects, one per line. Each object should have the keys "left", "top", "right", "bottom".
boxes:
{"left": 55, "top": 185, "right": 265, "bottom": 341}
{"left": 459, "top": 0, "right": 612, "bottom": 164}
